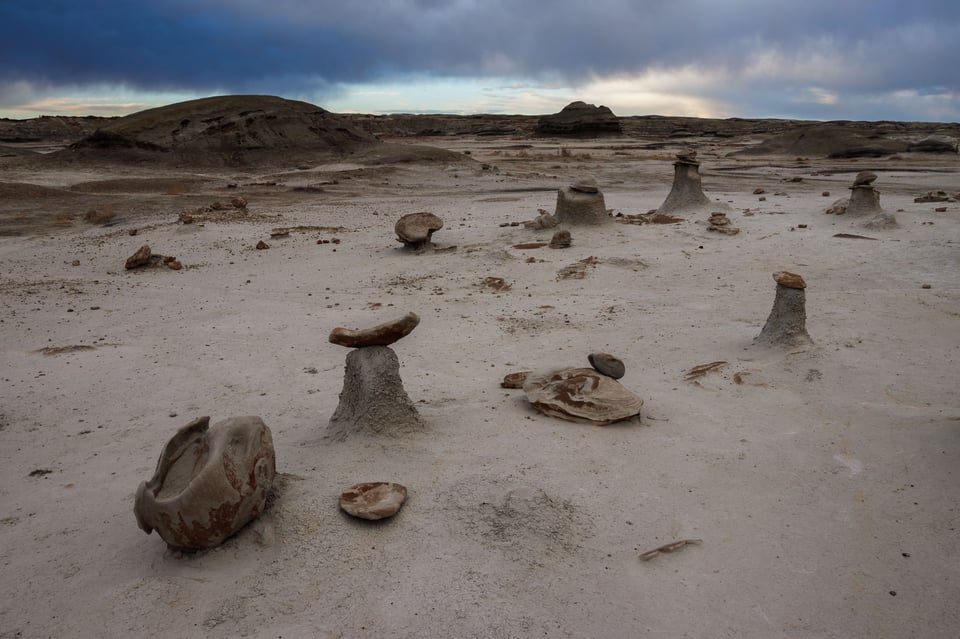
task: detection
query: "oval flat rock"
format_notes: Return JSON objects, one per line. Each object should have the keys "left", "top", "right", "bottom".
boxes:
{"left": 339, "top": 482, "right": 408, "bottom": 520}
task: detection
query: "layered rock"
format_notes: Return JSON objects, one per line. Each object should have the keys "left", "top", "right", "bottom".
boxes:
{"left": 536, "top": 101, "right": 622, "bottom": 136}
{"left": 524, "top": 368, "right": 642, "bottom": 425}
{"left": 339, "top": 482, "right": 408, "bottom": 520}
{"left": 554, "top": 180, "right": 609, "bottom": 225}
{"left": 656, "top": 151, "right": 728, "bottom": 215}
{"left": 395, "top": 212, "right": 443, "bottom": 249}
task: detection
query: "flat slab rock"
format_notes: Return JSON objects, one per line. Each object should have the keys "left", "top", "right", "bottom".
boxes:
{"left": 329, "top": 312, "right": 420, "bottom": 347}
{"left": 524, "top": 367, "right": 642, "bottom": 425}
{"left": 340, "top": 482, "right": 408, "bottom": 520}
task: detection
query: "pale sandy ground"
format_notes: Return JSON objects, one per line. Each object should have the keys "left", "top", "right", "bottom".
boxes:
{"left": 1, "top": 137, "right": 958, "bottom": 639}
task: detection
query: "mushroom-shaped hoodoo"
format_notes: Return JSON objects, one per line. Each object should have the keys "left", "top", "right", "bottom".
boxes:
{"left": 844, "top": 171, "right": 896, "bottom": 228}
{"left": 327, "top": 313, "right": 424, "bottom": 439}
{"left": 395, "top": 212, "right": 443, "bottom": 249}
{"left": 656, "top": 150, "right": 728, "bottom": 215}
{"left": 524, "top": 367, "right": 642, "bottom": 425}
{"left": 753, "top": 271, "right": 814, "bottom": 348}
{"left": 134, "top": 416, "right": 276, "bottom": 551}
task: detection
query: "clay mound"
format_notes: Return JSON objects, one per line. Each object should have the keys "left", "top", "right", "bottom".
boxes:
{"left": 734, "top": 125, "right": 908, "bottom": 158}
{"left": 53, "top": 95, "right": 380, "bottom": 166}
{"left": 536, "top": 101, "right": 622, "bottom": 136}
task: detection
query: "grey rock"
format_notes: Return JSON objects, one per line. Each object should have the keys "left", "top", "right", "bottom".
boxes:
{"left": 588, "top": 352, "right": 625, "bottom": 379}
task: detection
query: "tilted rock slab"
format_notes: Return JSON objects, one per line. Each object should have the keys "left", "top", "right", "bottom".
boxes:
{"left": 134, "top": 416, "right": 276, "bottom": 550}
{"left": 329, "top": 312, "right": 420, "bottom": 348}
{"left": 327, "top": 345, "right": 424, "bottom": 440}
{"left": 524, "top": 367, "right": 642, "bottom": 425}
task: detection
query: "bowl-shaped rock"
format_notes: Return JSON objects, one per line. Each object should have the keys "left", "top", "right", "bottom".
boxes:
{"left": 524, "top": 367, "right": 642, "bottom": 425}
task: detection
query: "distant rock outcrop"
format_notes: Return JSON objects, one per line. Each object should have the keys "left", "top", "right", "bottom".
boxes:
{"left": 734, "top": 125, "right": 908, "bottom": 158}
{"left": 536, "top": 101, "right": 622, "bottom": 136}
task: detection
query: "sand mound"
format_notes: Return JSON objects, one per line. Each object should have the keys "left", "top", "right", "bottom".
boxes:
{"left": 52, "top": 95, "right": 380, "bottom": 167}
{"left": 734, "top": 124, "right": 908, "bottom": 158}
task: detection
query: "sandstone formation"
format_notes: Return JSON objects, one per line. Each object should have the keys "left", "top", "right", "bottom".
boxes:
{"left": 844, "top": 172, "right": 897, "bottom": 228}
{"left": 501, "top": 371, "right": 531, "bottom": 389}
{"left": 536, "top": 101, "right": 622, "bottom": 136}
{"left": 656, "top": 151, "right": 727, "bottom": 215}
{"left": 395, "top": 212, "right": 443, "bottom": 249}
{"left": 524, "top": 210, "right": 557, "bottom": 229}
{"left": 753, "top": 272, "right": 813, "bottom": 348}
{"left": 554, "top": 182, "right": 609, "bottom": 225}
{"left": 125, "top": 244, "right": 152, "bottom": 269}
{"left": 327, "top": 346, "right": 423, "bottom": 440}
{"left": 339, "top": 482, "right": 408, "bottom": 520}
{"left": 329, "top": 312, "right": 420, "bottom": 348}
{"left": 523, "top": 368, "right": 642, "bottom": 425}
{"left": 706, "top": 212, "right": 739, "bottom": 235}
{"left": 134, "top": 416, "right": 276, "bottom": 550}
{"left": 588, "top": 352, "right": 625, "bottom": 379}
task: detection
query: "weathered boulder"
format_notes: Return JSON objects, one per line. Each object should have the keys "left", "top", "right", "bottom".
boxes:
{"left": 395, "top": 212, "right": 443, "bottom": 249}
{"left": 339, "top": 482, "right": 408, "bottom": 520}
{"left": 524, "top": 368, "right": 642, "bottom": 425}
{"left": 327, "top": 346, "right": 423, "bottom": 440}
{"left": 125, "top": 244, "right": 152, "bottom": 269}
{"left": 134, "top": 416, "right": 276, "bottom": 550}
{"left": 329, "top": 312, "right": 420, "bottom": 348}
{"left": 753, "top": 272, "right": 813, "bottom": 348}
{"left": 536, "top": 101, "right": 622, "bottom": 136}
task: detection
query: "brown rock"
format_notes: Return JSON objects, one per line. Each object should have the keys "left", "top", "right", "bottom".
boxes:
{"left": 549, "top": 229, "right": 572, "bottom": 248}
{"left": 178, "top": 212, "right": 194, "bottom": 224}
{"left": 773, "top": 271, "right": 806, "bottom": 289}
{"left": 256, "top": 240, "right": 270, "bottom": 250}
{"left": 231, "top": 196, "right": 248, "bottom": 209}
{"left": 753, "top": 187, "right": 766, "bottom": 195}
{"left": 210, "top": 201, "right": 232, "bottom": 211}
{"left": 588, "top": 352, "right": 625, "bottom": 379}
{"left": 133, "top": 416, "right": 276, "bottom": 550}
{"left": 524, "top": 367, "right": 642, "bottom": 425}
{"left": 501, "top": 371, "right": 531, "bottom": 389}
{"left": 125, "top": 245, "right": 152, "bottom": 269}
{"left": 167, "top": 259, "right": 183, "bottom": 271}
{"left": 329, "top": 312, "right": 420, "bottom": 348}
{"left": 822, "top": 191, "right": 831, "bottom": 197}
{"left": 339, "top": 482, "right": 407, "bottom": 520}
{"left": 395, "top": 212, "right": 443, "bottom": 249}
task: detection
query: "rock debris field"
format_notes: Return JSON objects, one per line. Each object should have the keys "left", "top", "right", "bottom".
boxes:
{"left": 0, "top": 96, "right": 959, "bottom": 638}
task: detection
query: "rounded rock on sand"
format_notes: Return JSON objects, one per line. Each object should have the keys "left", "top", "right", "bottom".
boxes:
{"left": 773, "top": 271, "right": 806, "bottom": 289}
{"left": 340, "top": 482, "right": 407, "bottom": 520}
{"left": 329, "top": 312, "right": 420, "bottom": 348}
{"left": 570, "top": 176, "right": 599, "bottom": 193}
{"left": 588, "top": 352, "right": 625, "bottom": 379}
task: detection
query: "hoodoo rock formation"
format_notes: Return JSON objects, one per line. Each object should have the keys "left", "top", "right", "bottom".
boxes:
{"left": 753, "top": 272, "right": 814, "bottom": 348}
{"left": 554, "top": 178, "right": 609, "bottom": 225}
{"left": 845, "top": 171, "right": 897, "bottom": 229}
{"left": 327, "top": 313, "right": 424, "bottom": 439}
{"left": 134, "top": 416, "right": 276, "bottom": 550}
{"left": 395, "top": 212, "right": 444, "bottom": 250}
{"left": 656, "top": 150, "right": 728, "bottom": 215}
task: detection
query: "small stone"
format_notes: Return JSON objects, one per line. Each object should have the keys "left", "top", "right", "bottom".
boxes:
{"left": 570, "top": 177, "right": 599, "bottom": 193}
{"left": 129, "top": 228, "right": 139, "bottom": 236}
{"left": 167, "top": 259, "right": 183, "bottom": 271}
{"left": 758, "top": 196, "right": 766, "bottom": 201}
{"left": 934, "top": 207, "right": 947, "bottom": 212}
{"left": 231, "top": 196, "right": 248, "bottom": 209}
{"left": 773, "top": 271, "right": 806, "bottom": 289}
{"left": 339, "top": 482, "right": 407, "bottom": 520}
{"left": 125, "top": 245, "right": 152, "bottom": 270}
{"left": 921, "top": 284, "right": 932, "bottom": 289}
{"left": 329, "top": 312, "right": 420, "bottom": 348}
{"left": 853, "top": 171, "right": 878, "bottom": 186}
{"left": 71, "top": 259, "right": 80, "bottom": 266}
{"left": 822, "top": 191, "right": 830, "bottom": 197}
{"left": 549, "top": 229, "right": 572, "bottom": 248}
{"left": 753, "top": 188, "right": 765, "bottom": 195}
{"left": 256, "top": 240, "right": 270, "bottom": 250}
{"left": 178, "top": 212, "right": 194, "bottom": 224}
{"left": 588, "top": 352, "right": 625, "bottom": 379}
{"left": 501, "top": 371, "right": 530, "bottom": 389}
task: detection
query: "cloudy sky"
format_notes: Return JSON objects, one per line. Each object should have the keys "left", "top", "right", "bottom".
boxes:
{"left": 1, "top": 0, "right": 958, "bottom": 121}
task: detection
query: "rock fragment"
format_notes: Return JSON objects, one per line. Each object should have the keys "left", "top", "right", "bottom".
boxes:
{"left": 501, "top": 371, "right": 531, "bottom": 389}
{"left": 340, "top": 482, "right": 407, "bottom": 520}
{"left": 588, "top": 352, "right": 625, "bottom": 379}
{"left": 125, "top": 245, "right": 152, "bottom": 269}
{"left": 549, "top": 229, "right": 572, "bottom": 248}
{"left": 656, "top": 150, "right": 728, "bottom": 215}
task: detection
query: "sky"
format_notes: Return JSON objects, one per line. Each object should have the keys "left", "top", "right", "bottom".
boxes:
{"left": 1, "top": 0, "right": 958, "bottom": 122}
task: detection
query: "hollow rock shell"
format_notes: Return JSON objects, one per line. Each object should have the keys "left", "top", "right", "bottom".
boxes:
{"left": 340, "top": 482, "right": 408, "bottom": 520}
{"left": 524, "top": 367, "right": 643, "bottom": 425}
{"left": 134, "top": 416, "right": 276, "bottom": 550}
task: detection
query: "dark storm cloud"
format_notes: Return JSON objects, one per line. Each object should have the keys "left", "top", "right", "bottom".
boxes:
{"left": 1, "top": 0, "right": 957, "bottom": 115}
